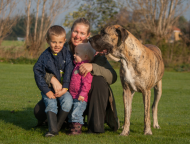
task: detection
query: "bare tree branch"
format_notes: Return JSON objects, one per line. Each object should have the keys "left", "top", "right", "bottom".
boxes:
{"left": 124, "top": 0, "right": 190, "bottom": 39}
{"left": 26, "top": 0, "right": 77, "bottom": 55}
{"left": 0, "top": 0, "right": 18, "bottom": 45}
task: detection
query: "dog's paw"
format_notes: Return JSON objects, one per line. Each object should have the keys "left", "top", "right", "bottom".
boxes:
{"left": 144, "top": 129, "right": 152, "bottom": 135}
{"left": 153, "top": 124, "right": 161, "bottom": 129}
{"left": 120, "top": 129, "right": 130, "bottom": 136}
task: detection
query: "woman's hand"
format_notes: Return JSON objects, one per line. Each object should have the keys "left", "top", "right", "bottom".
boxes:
{"left": 51, "top": 76, "right": 62, "bottom": 93}
{"left": 79, "top": 63, "right": 92, "bottom": 76}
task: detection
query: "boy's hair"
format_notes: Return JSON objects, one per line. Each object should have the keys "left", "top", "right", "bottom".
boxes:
{"left": 79, "top": 43, "right": 96, "bottom": 61}
{"left": 46, "top": 25, "right": 66, "bottom": 40}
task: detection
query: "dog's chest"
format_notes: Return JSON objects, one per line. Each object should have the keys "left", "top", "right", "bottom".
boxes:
{"left": 120, "top": 59, "right": 137, "bottom": 91}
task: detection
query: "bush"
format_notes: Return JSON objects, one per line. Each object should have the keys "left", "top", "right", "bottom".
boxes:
{"left": 0, "top": 57, "right": 37, "bottom": 64}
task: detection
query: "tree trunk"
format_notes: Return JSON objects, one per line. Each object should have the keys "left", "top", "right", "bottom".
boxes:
{"left": 34, "top": 0, "right": 40, "bottom": 42}
{"left": 25, "top": 0, "right": 31, "bottom": 44}
{"left": 39, "top": 0, "right": 47, "bottom": 42}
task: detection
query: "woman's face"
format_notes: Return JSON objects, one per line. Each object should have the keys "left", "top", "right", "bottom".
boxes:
{"left": 71, "top": 23, "right": 90, "bottom": 47}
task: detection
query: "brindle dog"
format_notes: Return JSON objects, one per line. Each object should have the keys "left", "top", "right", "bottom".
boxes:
{"left": 89, "top": 25, "right": 164, "bottom": 136}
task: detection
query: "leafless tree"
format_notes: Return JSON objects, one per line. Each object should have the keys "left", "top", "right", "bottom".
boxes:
{"left": 0, "top": 0, "right": 18, "bottom": 45}
{"left": 25, "top": 0, "right": 31, "bottom": 43}
{"left": 123, "top": 0, "right": 190, "bottom": 39}
{"left": 38, "top": 0, "right": 47, "bottom": 42}
{"left": 26, "top": 0, "right": 77, "bottom": 55}
{"left": 34, "top": 0, "right": 40, "bottom": 41}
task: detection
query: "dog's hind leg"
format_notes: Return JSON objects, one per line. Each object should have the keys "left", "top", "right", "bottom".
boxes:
{"left": 120, "top": 88, "right": 132, "bottom": 136}
{"left": 143, "top": 90, "right": 152, "bottom": 135}
{"left": 152, "top": 79, "right": 162, "bottom": 129}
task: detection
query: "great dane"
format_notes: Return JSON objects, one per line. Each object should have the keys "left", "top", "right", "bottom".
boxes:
{"left": 89, "top": 25, "right": 164, "bottom": 135}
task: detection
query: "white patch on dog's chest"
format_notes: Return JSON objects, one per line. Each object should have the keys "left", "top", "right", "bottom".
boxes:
{"left": 121, "top": 59, "right": 137, "bottom": 91}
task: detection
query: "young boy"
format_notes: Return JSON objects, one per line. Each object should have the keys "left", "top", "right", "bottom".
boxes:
{"left": 33, "top": 25, "right": 74, "bottom": 137}
{"left": 67, "top": 43, "right": 95, "bottom": 135}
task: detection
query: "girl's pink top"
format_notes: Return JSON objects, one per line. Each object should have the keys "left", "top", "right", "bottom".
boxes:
{"left": 69, "top": 60, "right": 93, "bottom": 102}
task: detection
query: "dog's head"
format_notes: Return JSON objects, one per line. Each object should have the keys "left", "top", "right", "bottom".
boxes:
{"left": 89, "top": 25, "right": 128, "bottom": 56}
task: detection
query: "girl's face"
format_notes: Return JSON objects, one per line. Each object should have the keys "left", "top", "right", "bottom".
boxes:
{"left": 71, "top": 24, "right": 90, "bottom": 47}
{"left": 73, "top": 46, "right": 87, "bottom": 63}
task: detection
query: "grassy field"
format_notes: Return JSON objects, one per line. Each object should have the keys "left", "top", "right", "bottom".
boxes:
{"left": 0, "top": 63, "right": 190, "bottom": 144}
{"left": 1, "top": 40, "right": 25, "bottom": 47}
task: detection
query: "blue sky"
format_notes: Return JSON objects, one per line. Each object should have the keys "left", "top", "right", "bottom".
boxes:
{"left": 54, "top": 1, "right": 190, "bottom": 28}
{"left": 16, "top": 0, "right": 190, "bottom": 33}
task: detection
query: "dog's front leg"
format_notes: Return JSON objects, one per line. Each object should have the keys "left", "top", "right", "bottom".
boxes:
{"left": 120, "top": 87, "right": 132, "bottom": 136}
{"left": 143, "top": 90, "right": 152, "bottom": 135}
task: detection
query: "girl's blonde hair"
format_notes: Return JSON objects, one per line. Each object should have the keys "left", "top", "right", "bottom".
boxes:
{"left": 83, "top": 43, "right": 96, "bottom": 61}
{"left": 77, "top": 43, "right": 96, "bottom": 61}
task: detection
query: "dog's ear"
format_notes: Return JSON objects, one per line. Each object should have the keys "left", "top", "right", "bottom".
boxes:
{"left": 116, "top": 27, "right": 128, "bottom": 47}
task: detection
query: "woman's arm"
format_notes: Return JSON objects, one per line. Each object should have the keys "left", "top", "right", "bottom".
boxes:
{"left": 44, "top": 73, "right": 54, "bottom": 87}
{"left": 44, "top": 73, "right": 62, "bottom": 93}
{"left": 79, "top": 55, "right": 117, "bottom": 85}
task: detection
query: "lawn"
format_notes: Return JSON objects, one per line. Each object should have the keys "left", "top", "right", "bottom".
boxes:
{"left": 1, "top": 40, "right": 24, "bottom": 47}
{"left": 0, "top": 63, "right": 190, "bottom": 144}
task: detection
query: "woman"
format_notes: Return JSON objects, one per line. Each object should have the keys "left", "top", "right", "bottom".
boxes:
{"left": 34, "top": 18, "right": 119, "bottom": 133}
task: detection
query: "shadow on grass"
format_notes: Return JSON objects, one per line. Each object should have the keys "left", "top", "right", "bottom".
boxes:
{"left": 0, "top": 107, "right": 47, "bottom": 132}
{"left": 0, "top": 108, "right": 123, "bottom": 135}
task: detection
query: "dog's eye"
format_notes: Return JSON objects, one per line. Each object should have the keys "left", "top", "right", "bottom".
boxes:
{"left": 101, "top": 30, "right": 106, "bottom": 36}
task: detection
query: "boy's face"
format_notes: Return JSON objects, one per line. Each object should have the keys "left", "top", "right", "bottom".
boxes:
{"left": 74, "top": 45, "right": 87, "bottom": 63}
{"left": 47, "top": 35, "right": 66, "bottom": 54}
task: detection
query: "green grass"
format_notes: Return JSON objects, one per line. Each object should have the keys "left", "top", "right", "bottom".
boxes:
{"left": 1, "top": 40, "right": 24, "bottom": 47}
{"left": 0, "top": 63, "right": 190, "bottom": 144}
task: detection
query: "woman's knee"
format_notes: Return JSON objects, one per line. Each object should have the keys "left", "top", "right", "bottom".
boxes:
{"left": 91, "top": 76, "right": 109, "bottom": 91}
{"left": 88, "top": 76, "right": 109, "bottom": 105}
{"left": 34, "top": 99, "right": 46, "bottom": 121}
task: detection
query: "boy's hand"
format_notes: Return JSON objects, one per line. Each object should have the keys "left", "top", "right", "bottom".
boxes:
{"left": 51, "top": 76, "right": 62, "bottom": 93}
{"left": 78, "top": 96, "right": 84, "bottom": 102}
{"left": 46, "top": 91, "right": 56, "bottom": 99}
{"left": 55, "top": 88, "right": 67, "bottom": 98}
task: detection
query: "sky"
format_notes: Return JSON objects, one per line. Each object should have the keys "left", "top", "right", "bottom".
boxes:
{"left": 15, "top": 0, "right": 190, "bottom": 33}
{"left": 54, "top": 0, "right": 190, "bottom": 28}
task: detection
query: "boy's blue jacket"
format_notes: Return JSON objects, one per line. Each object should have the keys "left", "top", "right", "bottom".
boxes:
{"left": 33, "top": 47, "right": 74, "bottom": 94}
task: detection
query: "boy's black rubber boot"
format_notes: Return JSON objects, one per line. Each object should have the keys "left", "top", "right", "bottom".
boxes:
{"left": 57, "top": 109, "right": 69, "bottom": 131}
{"left": 45, "top": 111, "right": 58, "bottom": 137}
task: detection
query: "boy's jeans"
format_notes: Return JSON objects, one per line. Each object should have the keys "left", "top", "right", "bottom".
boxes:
{"left": 41, "top": 91, "right": 73, "bottom": 114}
{"left": 68, "top": 99, "right": 87, "bottom": 124}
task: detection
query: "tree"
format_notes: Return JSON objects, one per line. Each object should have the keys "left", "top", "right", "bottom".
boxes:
{"left": 34, "top": 0, "right": 40, "bottom": 42}
{"left": 63, "top": 0, "right": 119, "bottom": 35}
{"left": 24, "top": 0, "right": 77, "bottom": 55}
{"left": 177, "top": 16, "right": 188, "bottom": 34}
{"left": 25, "top": 0, "right": 31, "bottom": 43}
{"left": 123, "top": 0, "right": 190, "bottom": 40}
{"left": 0, "top": 0, "right": 18, "bottom": 45}
{"left": 6, "top": 14, "right": 51, "bottom": 40}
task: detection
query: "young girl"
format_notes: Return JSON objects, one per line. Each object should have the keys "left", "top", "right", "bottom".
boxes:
{"left": 68, "top": 43, "right": 95, "bottom": 135}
